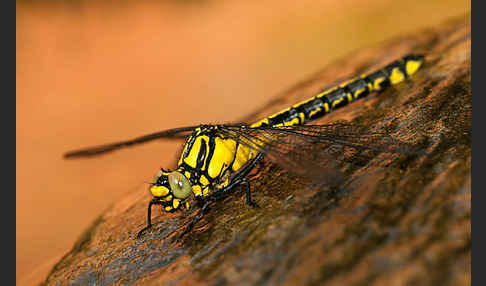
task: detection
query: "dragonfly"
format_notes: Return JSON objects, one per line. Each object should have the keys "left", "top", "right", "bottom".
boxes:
{"left": 64, "top": 54, "right": 425, "bottom": 238}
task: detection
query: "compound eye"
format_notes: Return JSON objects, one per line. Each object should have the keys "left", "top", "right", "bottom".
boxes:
{"left": 168, "top": 172, "right": 192, "bottom": 199}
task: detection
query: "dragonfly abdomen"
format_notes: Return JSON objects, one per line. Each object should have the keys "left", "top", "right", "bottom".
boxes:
{"left": 251, "top": 54, "right": 424, "bottom": 128}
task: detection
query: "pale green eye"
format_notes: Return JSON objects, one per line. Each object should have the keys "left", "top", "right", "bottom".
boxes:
{"left": 168, "top": 172, "right": 192, "bottom": 199}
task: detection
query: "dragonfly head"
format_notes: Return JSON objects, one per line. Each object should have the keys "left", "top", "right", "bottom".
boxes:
{"left": 150, "top": 169, "right": 192, "bottom": 211}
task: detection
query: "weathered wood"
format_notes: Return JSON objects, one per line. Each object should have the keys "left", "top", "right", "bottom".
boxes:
{"left": 44, "top": 13, "right": 470, "bottom": 286}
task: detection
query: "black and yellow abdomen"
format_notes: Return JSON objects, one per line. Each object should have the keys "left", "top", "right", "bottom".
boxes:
{"left": 251, "top": 54, "right": 424, "bottom": 128}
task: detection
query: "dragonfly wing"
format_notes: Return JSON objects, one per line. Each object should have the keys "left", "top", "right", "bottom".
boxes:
{"left": 218, "top": 125, "right": 346, "bottom": 188}
{"left": 218, "top": 122, "right": 422, "bottom": 187}
{"left": 248, "top": 123, "right": 422, "bottom": 155}
{"left": 64, "top": 125, "right": 199, "bottom": 158}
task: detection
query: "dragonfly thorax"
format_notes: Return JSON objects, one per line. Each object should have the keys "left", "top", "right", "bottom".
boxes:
{"left": 175, "top": 127, "right": 258, "bottom": 198}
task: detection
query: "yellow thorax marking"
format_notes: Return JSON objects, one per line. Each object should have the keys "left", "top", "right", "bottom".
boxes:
{"left": 208, "top": 137, "right": 237, "bottom": 179}
{"left": 192, "top": 185, "right": 202, "bottom": 196}
{"left": 183, "top": 135, "right": 210, "bottom": 169}
{"left": 232, "top": 144, "right": 254, "bottom": 172}
{"left": 199, "top": 175, "right": 210, "bottom": 186}
{"left": 178, "top": 128, "right": 202, "bottom": 166}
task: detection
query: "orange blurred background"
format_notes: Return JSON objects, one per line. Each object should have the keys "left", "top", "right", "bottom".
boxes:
{"left": 16, "top": 0, "right": 468, "bottom": 284}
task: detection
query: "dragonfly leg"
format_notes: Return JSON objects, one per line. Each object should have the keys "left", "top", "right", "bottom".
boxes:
{"left": 137, "top": 198, "right": 163, "bottom": 239}
{"left": 240, "top": 177, "right": 259, "bottom": 208}
{"left": 179, "top": 153, "right": 265, "bottom": 238}
{"left": 219, "top": 153, "right": 263, "bottom": 208}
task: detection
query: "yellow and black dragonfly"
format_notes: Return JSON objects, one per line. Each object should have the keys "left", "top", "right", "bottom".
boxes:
{"left": 64, "top": 54, "right": 425, "bottom": 238}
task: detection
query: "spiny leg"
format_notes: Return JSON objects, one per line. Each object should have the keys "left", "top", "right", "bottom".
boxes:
{"left": 137, "top": 198, "right": 163, "bottom": 239}
{"left": 179, "top": 153, "right": 264, "bottom": 239}
{"left": 240, "top": 177, "right": 259, "bottom": 208}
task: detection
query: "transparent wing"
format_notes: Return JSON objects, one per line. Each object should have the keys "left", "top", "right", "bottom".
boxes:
{"left": 63, "top": 125, "right": 199, "bottom": 159}
{"left": 222, "top": 123, "right": 421, "bottom": 155}
{"left": 217, "top": 122, "right": 422, "bottom": 187}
